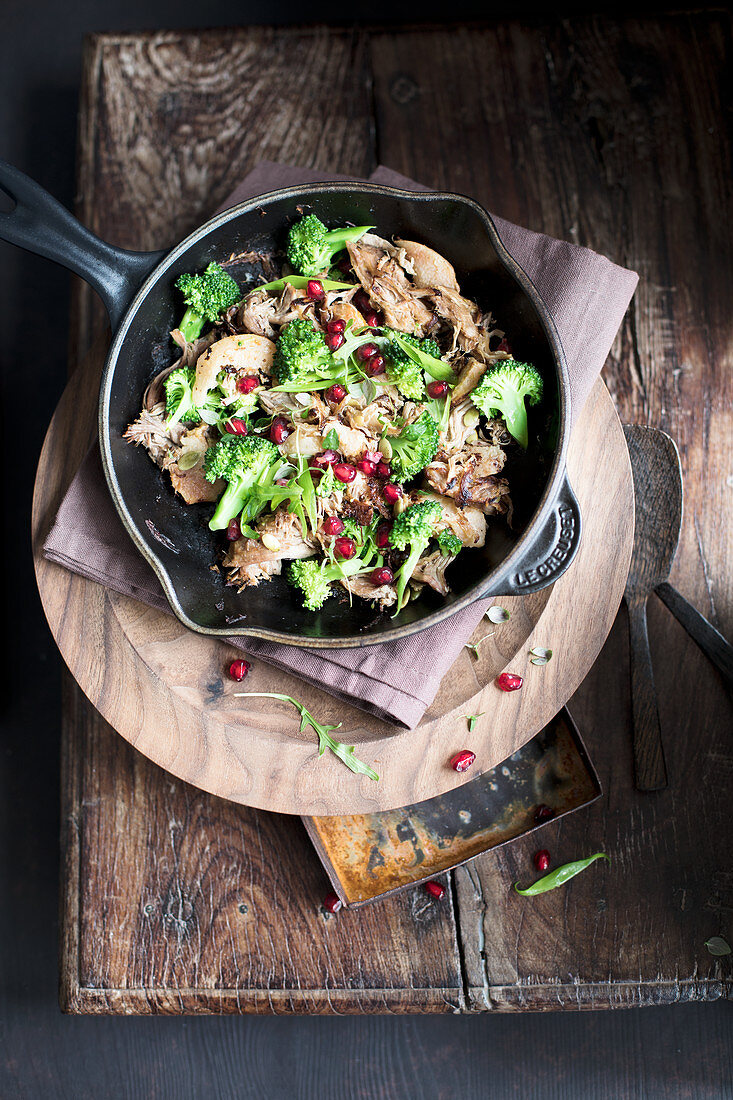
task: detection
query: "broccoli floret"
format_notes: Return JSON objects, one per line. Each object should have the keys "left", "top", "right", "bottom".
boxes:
{"left": 470, "top": 360, "right": 543, "bottom": 449}
{"left": 164, "top": 367, "right": 200, "bottom": 427}
{"left": 385, "top": 331, "right": 455, "bottom": 385}
{"left": 383, "top": 336, "right": 425, "bottom": 399}
{"left": 288, "top": 555, "right": 372, "bottom": 611}
{"left": 388, "top": 499, "right": 444, "bottom": 613}
{"left": 436, "top": 529, "right": 463, "bottom": 557}
{"left": 286, "top": 215, "right": 373, "bottom": 277}
{"left": 387, "top": 410, "right": 440, "bottom": 483}
{"left": 175, "top": 262, "right": 241, "bottom": 343}
{"left": 272, "top": 319, "right": 336, "bottom": 388}
{"left": 203, "top": 435, "right": 280, "bottom": 532}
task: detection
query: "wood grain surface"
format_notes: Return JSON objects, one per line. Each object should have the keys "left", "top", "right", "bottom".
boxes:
{"left": 49, "top": 17, "right": 732, "bottom": 1012}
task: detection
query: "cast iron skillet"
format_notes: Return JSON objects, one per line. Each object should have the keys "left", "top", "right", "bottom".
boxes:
{"left": 0, "top": 161, "right": 581, "bottom": 647}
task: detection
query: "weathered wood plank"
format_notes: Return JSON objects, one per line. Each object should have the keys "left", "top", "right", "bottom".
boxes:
{"left": 368, "top": 16, "right": 732, "bottom": 1007}
{"left": 61, "top": 27, "right": 463, "bottom": 1014}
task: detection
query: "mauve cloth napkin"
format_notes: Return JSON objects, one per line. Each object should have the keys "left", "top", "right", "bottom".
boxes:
{"left": 44, "top": 163, "right": 638, "bottom": 728}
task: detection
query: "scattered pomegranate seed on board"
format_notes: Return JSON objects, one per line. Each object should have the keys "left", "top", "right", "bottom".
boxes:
{"left": 424, "top": 880, "right": 445, "bottom": 900}
{"left": 228, "top": 659, "right": 250, "bottom": 682}
{"left": 533, "top": 850, "right": 551, "bottom": 871}
{"left": 323, "top": 891, "right": 342, "bottom": 914}
{"left": 534, "top": 804, "right": 555, "bottom": 824}
{"left": 450, "top": 749, "right": 476, "bottom": 773}
{"left": 496, "top": 672, "right": 523, "bottom": 691}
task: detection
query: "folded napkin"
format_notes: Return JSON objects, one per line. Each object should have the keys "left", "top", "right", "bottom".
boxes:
{"left": 44, "top": 163, "right": 638, "bottom": 728}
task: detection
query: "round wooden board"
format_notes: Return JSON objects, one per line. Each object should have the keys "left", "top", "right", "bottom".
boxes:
{"left": 33, "top": 343, "right": 632, "bottom": 815}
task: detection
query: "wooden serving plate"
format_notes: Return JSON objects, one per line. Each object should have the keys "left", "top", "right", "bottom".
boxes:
{"left": 32, "top": 336, "right": 632, "bottom": 815}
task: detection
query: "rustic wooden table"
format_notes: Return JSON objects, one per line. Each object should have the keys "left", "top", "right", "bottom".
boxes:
{"left": 56, "top": 16, "right": 732, "bottom": 1013}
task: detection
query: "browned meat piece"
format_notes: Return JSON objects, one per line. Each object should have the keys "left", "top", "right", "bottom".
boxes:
{"left": 238, "top": 287, "right": 277, "bottom": 338}
{"left": 169, "top": 328, "right": 220, "bottom": 369}
{"left": 393, "top": 239, "right": 459, "bottom": 291}
{"left": 325, "top": 300, "right": 365, "bottom": 329}
{"left": 425, "top": 444, "right": 510, "bottom": 515}
{"left": 450, "top": 357, "right": 488, "bottom": 405}
{"left": 224, "top": 511, "right": 316, "bottom": 589}
{"left": 167, "top": 463, "right": 222, "bottom": 505}
{"left": 346, "top": 238, "right": 434, "bottom": 335}
{"left": 412, "top": 550, "right": 452, "bottom": 595}
{"left": 341, "top": 500, "right": 375, "bottom": 527}
{"left": 341, "top": 574, "right": 397, "bottom": 609}
{"left": 429, "top": 287, "right": 481, "bottom": 353}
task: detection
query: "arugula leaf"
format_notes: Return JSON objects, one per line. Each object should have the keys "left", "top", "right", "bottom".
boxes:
{"left": 464, "top": 632, "right": 495, "bottom": 657}
{"left": 235, "top": 692, "right": 379, "bottom": 781}
{"left": 514, "top": 853, "right": 609, "bottom": 896}
{"left": 255, "top": 274, "right": 354, "bottom": 294}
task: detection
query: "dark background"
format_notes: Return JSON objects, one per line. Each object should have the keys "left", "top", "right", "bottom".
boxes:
{"left": 1, "top": 2, "right": 731, "bottom": 1097}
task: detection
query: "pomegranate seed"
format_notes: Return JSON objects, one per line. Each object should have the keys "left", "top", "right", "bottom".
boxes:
{"left": 356, "top": 342, "right": 379, "bottom": 363}
{"left": 427, "top": 380, "right": 449, "bottom": 399}
{"left": 270, "top": 417, "right": 290, "bottom": 444}
{"left": 336, "top": 257, "right": 352, "bottom": 275}
{"left": 424, "top": 880, "right": 445, "bottom": 900}
{"left": 236, "top": 374, "right": 259, "bottom": 394}
{"left": 353, "top": 289, "right": 371, "bottom": 313}
{"left": 370, "top": 566, "right": 394, "bottom": 586}
{"left": 321, "top": 516, "right": 345, "bottom": 537}
{"left": 534, "top": 804, "right": 555, "bottom": 824}
{"left": 365, "top": 353, "right": 385, "bottom": 376}
{"left": 375, "top": 461, "right": 391, "bottom": 479}
{"left": 450, "top": 749, "right": 476, "bottom": 773}
{"left": 356, "top": 458, "right": 377, "bottom": 476}
{"left": 375, "top": 522, "right": 392, "bottom": 549}
{"left": 323, "top": 891, "right": 342, "bottom": 914}
{"left": 307, "top": 279, "right": 325, "bottom": 300}
{"left": 534, "top": 849, "right": 551, "bottom": 871}
{"left": 228, "top": 659, "right": 251, "bottom": 682}
{"left": 324, "top": 332, "right": 345, "bottom": 352}
{"left": 225, "top": 418, "right": 248, "bottom": 436}
{"left": 327, "top": 318, "right": 346, "bottom": 335}
{"left": 364, "top": 450, "right": 381, "bottom": 464}
{"left": 325, "top": 384, "right": 347, "bottom": 403}
{"left": 363, "top": 310, "right": 380, "bottom": 328}
{"left": 226, "top": 518, "right": 242, "bottom": 541}
{"left": 311, "top": 449, "right": 340, "bottom": 468}
{"left": 333, "top": 463, "right": 357, "bottom": 484}
{"left": 496, "top": 672, "right": 523, "bottom": 692}
{"left": 498, "top": 337, "right": 512, "bottom": 354}
{"left": 383, "top": 482, "right": 401, "bottom": 503}
{"left": 276, "top": 478, "right": 288, "bottom": 486}
{"left": 334, "top": 536, "right": 356, "bottom": 559}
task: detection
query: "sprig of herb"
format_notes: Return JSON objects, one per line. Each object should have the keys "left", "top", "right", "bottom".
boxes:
{"left": 460, "top": 713, "right": 485, "bottom": 733}
{"left": 529, "top": 646, "right": 553, "bottom": 666}
{"left": 514, "top": 853, "right": 609, "bottom": 896}
{"left": 465, "top": 632, "right": 495, "bottom": 657}
{"left": 235, "top": 692, "right": 379, "bottom": 781}
{"left": 705, "top": 936, "right": 731, "bottom": 957}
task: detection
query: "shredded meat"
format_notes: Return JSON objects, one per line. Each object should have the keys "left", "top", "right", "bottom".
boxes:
{"left": 393, "top": 239, "right": 459, "bottom": 291}
{"left": 420, "top": 490, "right": 487, "bottom": 548}
{"left": 412, "top": 550, "right": 452, "bottom": 595}
{"left": 224, "top": 511, "right": 316, "bottom": 589}
{"left": 451, "top": 357, "right": 488, "bottom": 405}
{"left": 124, "top": 403, "right": 184, "bottom": 467}
{"left": 425, "top": 444, "right": 510, "bottom": 515}
{"left": 346, "top": 238, "right": 434, "bottom": 335}
{"left": 341, "top": 574, "right": 397, "bottom": 609}
{"left": 429, "top": 287, "right": 481, "bottom": 353}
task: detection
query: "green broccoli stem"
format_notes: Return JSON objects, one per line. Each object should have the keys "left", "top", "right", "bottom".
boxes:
{"left": 209, "top": 479, "right": 252, "bottom": 531}
{"left": 501, "top": 402, "right": 529, "bottom": 449}
{"left": 178, "top": 306, "right": 205, "bottom": 344}
{"left": 394, "top": 542, "right": 427, "bottom": 614}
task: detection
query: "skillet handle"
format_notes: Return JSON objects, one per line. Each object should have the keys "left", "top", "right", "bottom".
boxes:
{"left": 491, "top": 472, "right": 582, "bottom": 597}
{"left": 0, "top": 159, "right": 165, "bottom": 330}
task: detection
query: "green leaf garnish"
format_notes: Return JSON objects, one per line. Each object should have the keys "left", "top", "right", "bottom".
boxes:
{"left": 254, "top": 274, "right": 354, "bottom": 295}
{"left": 529, "top": 646, "right": 553, "bottom": 665}
{"left": 464, "top": 632, "right": 495, "bottom": 657}
{"left": 460, "top": 713, "right": 484, "bottom": 733}
{"left": 234, "top": 692, "right": 379, "bottom": 781}
{"left": 322, "top": 427, "right": 339, "bottom": 450}
{"left": 705, "top": 936, "right": 731, "bottom": 957}
{"left": 514, "top": 853, "right": 609, "bottom": 896}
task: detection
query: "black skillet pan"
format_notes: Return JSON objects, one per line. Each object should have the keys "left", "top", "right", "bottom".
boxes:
{"left": 0, "top": 161, "right": 581, "bottom": 647}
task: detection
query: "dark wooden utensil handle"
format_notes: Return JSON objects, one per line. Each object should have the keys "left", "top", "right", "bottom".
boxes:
{"left": 656, "top": 582, "right": 733, "bottom": 693}
{"left": 626, "top": 593, "right": 668, "bottom": 790}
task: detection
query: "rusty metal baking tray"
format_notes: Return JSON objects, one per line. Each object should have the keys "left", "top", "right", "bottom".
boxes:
{"left": 302, "top": 708, "right": 601, "bottom": 907}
